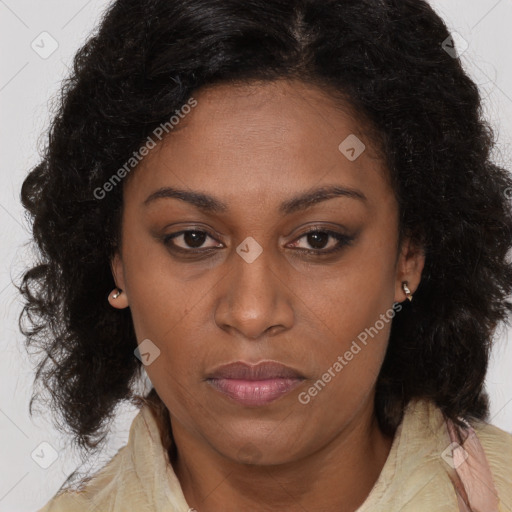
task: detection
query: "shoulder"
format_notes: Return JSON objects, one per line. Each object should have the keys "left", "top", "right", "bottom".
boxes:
{"left": 472, "top": 420, "right": 512, "bottom": 506}
{"left": 36, "top": 446, "right": 134, "bottom": 512}
{"left": 36, "top": 410, "right": 150, "bottom": 512}
{"left": 36, "top": 489, "right": 97, "bottom": 512}
{"left": 36, "top": 405, "right": 188, "bottom": 512}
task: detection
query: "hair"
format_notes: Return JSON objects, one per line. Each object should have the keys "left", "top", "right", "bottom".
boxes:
{"left": 19, "top": 0, "right": 512, "bottom": 490}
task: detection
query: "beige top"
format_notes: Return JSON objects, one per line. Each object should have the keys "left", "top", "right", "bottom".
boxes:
{"left": 37, "top": 398, "right": 512, "bottom": 512}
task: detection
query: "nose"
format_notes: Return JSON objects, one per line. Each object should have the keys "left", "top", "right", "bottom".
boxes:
{"left": 214, "top": 241, "right": 294, "bottom": 340}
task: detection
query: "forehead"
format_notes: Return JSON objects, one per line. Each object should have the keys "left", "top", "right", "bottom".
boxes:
{"left": 125, "top": 79, "right": 392, "bottom": 214}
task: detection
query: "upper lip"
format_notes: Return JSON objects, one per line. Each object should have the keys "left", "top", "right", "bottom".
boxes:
{"left": 206, "top": 361, "right": 305, "bottom": 380}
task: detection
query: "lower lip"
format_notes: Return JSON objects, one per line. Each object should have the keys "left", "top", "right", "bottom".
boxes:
{"left": 207, "top": 378, "right": 304, "bottom": 406}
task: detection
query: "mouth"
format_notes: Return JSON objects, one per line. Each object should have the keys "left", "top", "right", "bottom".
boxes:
{"left": 205, "top": 360, "right": 306, "bottom": 407}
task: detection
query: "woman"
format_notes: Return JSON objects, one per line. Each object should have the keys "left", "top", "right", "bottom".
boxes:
{"left": 20, "top": 0, "right": 512, "bottom": 510}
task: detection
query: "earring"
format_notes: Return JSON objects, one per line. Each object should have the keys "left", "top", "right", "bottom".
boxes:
{"left": 402, "top": 281, "right": 413, "bottom": 302}
{"left": 112, "top": 288, "right": 122, "bottom": 299}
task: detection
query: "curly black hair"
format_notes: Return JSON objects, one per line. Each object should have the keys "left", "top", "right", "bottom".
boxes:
{"left": 19, "top": 0, "right": 512, "bottom": 488}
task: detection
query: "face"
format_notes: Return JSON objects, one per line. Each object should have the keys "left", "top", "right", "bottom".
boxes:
{"left": 110, "top": 78, "right": 424, "bottom": 465}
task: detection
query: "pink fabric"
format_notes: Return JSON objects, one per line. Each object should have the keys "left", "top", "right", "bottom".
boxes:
{"left": 446, "top": 416, "right": 500, "bottom": 512}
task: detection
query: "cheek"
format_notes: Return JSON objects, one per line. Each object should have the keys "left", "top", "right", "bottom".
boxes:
{"left": 120, "top": 229, "right": 195, "bottom": 337}
{"left": 295, "top": 275, "right": 396, "bottom": 423}
{"left": 144, "top": 358, "right": 206, "bottom": 433}
{"left": 293, "top": 233, "right": 396, "bottom": 344}
{"left": 289, "top": 229, "right": 397, "bottom": 393}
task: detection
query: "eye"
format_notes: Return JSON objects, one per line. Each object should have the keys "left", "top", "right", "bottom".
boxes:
{"left": 162, "top": 227, "right": 354, "bottom": 257}
{"left": 163, "top": 229, "right": 223, "bottom": 253}
{"left": 287, "top": 228, "right": 354, "bottom": 255}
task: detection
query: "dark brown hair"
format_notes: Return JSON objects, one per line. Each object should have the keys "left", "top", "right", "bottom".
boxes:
{"left": 19, "top": 0, "right": 512, "bottom": 489}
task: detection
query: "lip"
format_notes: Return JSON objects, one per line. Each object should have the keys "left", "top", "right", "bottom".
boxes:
{"left": 205, "top": 361, "right": 305, "bottom": 406}
{"left": 206, "top": 360, "right": 305, "bottom": 380}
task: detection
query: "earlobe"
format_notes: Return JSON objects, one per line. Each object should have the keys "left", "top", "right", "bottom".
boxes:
{"left": 401, "top": 281, "right": 413, "bottom": 302}
{"left": 108, "top": 252, "right": 129, "bottom": 309}
{"left": 108, "top": 286, "right": 129, "bottom": 309}
{"left": 394, "top": 237, "right": 425, "bottom": 303}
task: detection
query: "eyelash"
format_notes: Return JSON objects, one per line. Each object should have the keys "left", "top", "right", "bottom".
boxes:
{"left": 162, "top": 227, "right": 354, "bottom": 257}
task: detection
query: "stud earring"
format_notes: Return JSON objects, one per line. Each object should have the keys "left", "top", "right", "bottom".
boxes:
{"left": 402, "top": 281, "right": 413, "bottom": 302}
{"left": 112, "top": 288, "right": 122, "bottom": 299}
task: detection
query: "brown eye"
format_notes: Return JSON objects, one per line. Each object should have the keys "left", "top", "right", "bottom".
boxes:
{"left": 164, "top": 230, "right": 223, "bottom": 253}
{"left": 304, "top": 231, "right": 330, "bottom": 249}
{"left": 288, "top": 229, "right": 354, "bottom": 255}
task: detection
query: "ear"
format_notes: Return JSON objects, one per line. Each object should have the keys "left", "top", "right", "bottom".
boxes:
{"left": 107, "top": 251, "right": 129, "bottom": 309}
{"left": 394, "top": 236, "right": 425, "bottom": 303}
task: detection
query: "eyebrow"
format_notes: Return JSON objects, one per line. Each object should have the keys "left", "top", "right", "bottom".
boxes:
{"left": 143, "top": 184, "right": 367, "bottom": 215}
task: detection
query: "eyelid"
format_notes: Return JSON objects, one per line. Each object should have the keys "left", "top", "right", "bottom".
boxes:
{"left": 284, "top": 223, "right": 352, "bottom": 243}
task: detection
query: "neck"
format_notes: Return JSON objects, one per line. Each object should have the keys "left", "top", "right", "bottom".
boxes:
{"left": 171, "top": 397, "right": 395, "bottom": 512}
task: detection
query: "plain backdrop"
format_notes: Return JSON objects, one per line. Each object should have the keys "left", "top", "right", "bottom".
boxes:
{"left": 1, "top": 1, "right": 511, "bottom": 511}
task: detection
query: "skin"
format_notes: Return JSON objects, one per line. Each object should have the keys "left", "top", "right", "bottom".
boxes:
{"left": 109, "top": 78, "right": 425, "bottom": 512}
